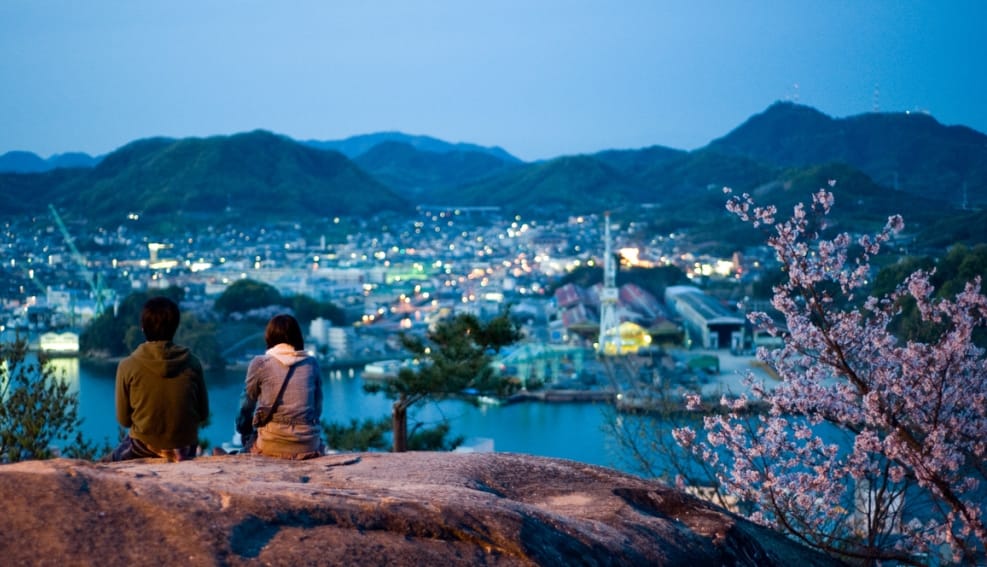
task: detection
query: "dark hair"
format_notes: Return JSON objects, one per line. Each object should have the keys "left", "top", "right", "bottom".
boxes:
{"left": 265, "top": 314, "right": 304, "bottom": 350}
{"left": 141, "top": 296, "right": 181, "bottom": 341}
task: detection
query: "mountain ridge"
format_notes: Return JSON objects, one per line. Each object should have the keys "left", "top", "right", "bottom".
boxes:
{"left": 14, "top": 130, "right": 410, "bottom": 230}
{"left": 0, "top": 102, "right": 982, "bottom": 245}
{"left": 353, "top": 140, "right": 521, "bottom": 200}
{"left": 707, "top": 101, "right": 987, "bottom": 206}
{"left": 0, "top": 150, "right": 101, "bottom": 173}
{"left": 304, "top": 131, "right": 521, "bottom": 164}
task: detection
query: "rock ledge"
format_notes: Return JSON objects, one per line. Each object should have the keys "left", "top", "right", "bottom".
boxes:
{"left": 0, "top": 452, "right": 842, "bottom": 566}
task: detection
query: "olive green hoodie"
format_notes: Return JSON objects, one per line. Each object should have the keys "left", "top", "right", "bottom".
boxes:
{"left": 115, "top": 341, "right": 209, "bottom": 449}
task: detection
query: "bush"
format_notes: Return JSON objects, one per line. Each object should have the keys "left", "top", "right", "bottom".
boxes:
{"left": 0, "top": 339, "right": 106, "bottom": 462}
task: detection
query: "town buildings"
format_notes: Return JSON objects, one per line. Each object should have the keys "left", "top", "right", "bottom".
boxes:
{"left": 0, "top": 207, "right": 767, "bottom": 362}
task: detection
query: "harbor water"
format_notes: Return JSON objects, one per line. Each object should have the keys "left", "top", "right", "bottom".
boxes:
{"left": 52, "top": 357, "right": 634, "bottom": 474}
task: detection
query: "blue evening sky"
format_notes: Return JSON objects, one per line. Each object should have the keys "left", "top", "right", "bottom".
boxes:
{"left": 1, "top": 1, "right": 985, "bottom": 162}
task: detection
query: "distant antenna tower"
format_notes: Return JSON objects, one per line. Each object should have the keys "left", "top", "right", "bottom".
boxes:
{"left": 873, "top": 83, "right": 881, "bottom": 113}
{"left": 597, "top": 213, "right": 621, "bottom": 356}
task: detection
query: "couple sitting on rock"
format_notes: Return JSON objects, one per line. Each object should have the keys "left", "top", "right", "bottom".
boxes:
{"left": 105, "top": 297, "right": 324, "bottom": 462}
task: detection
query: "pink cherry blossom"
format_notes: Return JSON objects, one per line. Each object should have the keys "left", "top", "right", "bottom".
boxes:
{"left": 682, "top": 189, "right": 987, "bottom": 564}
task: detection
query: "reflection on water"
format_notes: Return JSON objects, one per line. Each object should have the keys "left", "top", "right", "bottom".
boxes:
{"left": 64, "top": 360, "right": 628, "bottom": 473}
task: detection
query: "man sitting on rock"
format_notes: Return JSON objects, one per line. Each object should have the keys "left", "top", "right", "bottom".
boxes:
{"left": 105, "top": 296, "right": 209, "bottom": 462}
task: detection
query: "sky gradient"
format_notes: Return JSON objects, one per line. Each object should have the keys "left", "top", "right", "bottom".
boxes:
{"left": 2, "top": 1, "right": 985, "bottom": 162}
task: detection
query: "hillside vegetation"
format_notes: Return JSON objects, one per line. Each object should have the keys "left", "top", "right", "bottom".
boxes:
{"left": 1, "top": 102, "right": 983, "bottom": 248}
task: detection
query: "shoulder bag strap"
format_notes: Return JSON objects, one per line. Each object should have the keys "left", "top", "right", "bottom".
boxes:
{"left": 268, "top": 363, "right": 297, "bottom": 415}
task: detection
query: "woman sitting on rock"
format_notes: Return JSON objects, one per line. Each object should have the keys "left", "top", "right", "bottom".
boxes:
{"left": 235, "top": 314, "right": 324, "bottom": 459}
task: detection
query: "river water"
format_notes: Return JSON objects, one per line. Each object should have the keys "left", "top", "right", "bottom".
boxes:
{"left": 52, "top": 357, "right": 634, "bottom": 474}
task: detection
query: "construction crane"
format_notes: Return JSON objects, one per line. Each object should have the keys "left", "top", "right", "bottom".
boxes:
{"left": 48, "top": 204, "right": 107, "bottom": 314}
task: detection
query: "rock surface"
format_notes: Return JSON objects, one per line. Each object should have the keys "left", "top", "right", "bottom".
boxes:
{"left": 0, "top": 452, "right": 843, "bottom": 566}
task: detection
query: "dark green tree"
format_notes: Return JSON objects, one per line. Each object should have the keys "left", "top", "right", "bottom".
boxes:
{"left": 366, "top": 311, "right": 522, "bottom": 452}
{"left": 213, "top": 279, "right": 283, "bottom": 318}
{"left": 322, "top": 417, "right": 391, "bottom": 451}
{"left": 82, "top": 288, "right": 226, "bottom": 369}
{"left": 175, "top": 312, "right": 224, "bottom": 369}
{"left": 321, "top": 416, "right": 464, "bottom": 452}
{"left": 286, "top": 294, "right": 346, "bottom": 327}
{"left": 871, "top": 244, "right": 987, "bottom": 346}
{"left": 407, "top": 421, "right": 464, "bottom": 452}
{"left": 81, "top": 287, "right": 184, "bottom": 356}
{"left": 0, "top": 339, "right": 95, "bottom": 462}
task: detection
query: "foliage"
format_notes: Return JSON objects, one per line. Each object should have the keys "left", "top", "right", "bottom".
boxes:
{"left": 353, "top": 140, "right": 518, "bottom": 198}
{"left": 706, "top": 101, "right": 987, "bottom": 205}
{"left": 321, "top": 415, "right": 465, "bottom": 453}
{"left": 175, "top": 312, "right": 224, "bottom": 369}
{"left": 80, "top": 287, "right": 184, "bottom": 356}
{"left": 365, "top": 310, "right": 522, "bottom": 452}
{"left": 214, "top": 279, "right": 345, "bottom": 330}
{"left": 0, "top": 340, "right": 92, "bottom": 462}
{"left": 323, "top": 417, "right": 390, "bottom": 452}
{"left": 914, "top": 210, "right": 987, "bottom": 250}
{"left": 676, "top": 188, "right": 987, "bottom": 564}
{"left": 23, "top": 130, "right": 409, "bottom": 231}
{"left": 213, "top": 279, "right": 283, "bottom": 318}
{"left": 454, "top": 155, "right": 644, "bottom": 217}
{"left": 407, "top": 421, "right": 464, "bottom": 452}
{"left": 81, "top": 288, "right": 228, "bottom": 368}
{"left": 631, "top": 148, "right": 778, "bottom": 203}
{"left": 285, "top": 294, "right": 346, "bottom": 327}
{"left": 5, "top": 103, "right": 985, "bottom": 233}
{"left": 60, "top": 433, "right": 116, "bottom": 461}
{"left": 871, "top": 244, "right": 987, "bottom": 346}
{"left": 83, "top": 285, "right": 342, "bottom": 369}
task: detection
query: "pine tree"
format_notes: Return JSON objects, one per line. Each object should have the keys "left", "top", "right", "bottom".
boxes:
{"left": 366, "top": 311, "right": 521, "bottom": 452}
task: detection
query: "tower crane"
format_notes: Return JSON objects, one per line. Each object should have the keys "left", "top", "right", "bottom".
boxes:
{"left": 48, "top": 204, "right": 107, "bottom": 314}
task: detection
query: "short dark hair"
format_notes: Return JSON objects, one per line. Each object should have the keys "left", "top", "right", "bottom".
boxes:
{"left": 141, "top": 296, "right": 181, "bottom": 341}
{"left": 265, "top": 314, "right": 304, "bottom": 350}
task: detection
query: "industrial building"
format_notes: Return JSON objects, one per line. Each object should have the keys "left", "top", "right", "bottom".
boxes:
{"left": 664, "top": 286, "right": 745, "bottom": 350}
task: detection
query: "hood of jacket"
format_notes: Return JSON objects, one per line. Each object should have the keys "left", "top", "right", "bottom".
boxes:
{"left": 266, "top": 343, "right": 308, "bottom": 367}
{"left": 130, "top": 341, "right": 194, "bottom": 378}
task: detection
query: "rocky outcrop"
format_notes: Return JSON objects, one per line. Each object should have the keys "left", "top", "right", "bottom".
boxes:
{"left": 0, "top": 452, "right": 843, "bottom": 566}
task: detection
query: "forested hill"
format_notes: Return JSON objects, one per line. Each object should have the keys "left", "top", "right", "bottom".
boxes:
{"left": 304, "top": 131, "right": 520, "bottom": 163}
{"left": 0, "top": 150, "right": 100, "bottom": 173}
{"left": 1, "top": 102, "right": 984, "bottom": 243}
{"left": 352, "top": 140, "right": 521, "bottom": 200}
{"left": 706, "top": 101, "right": 987, "bottom": 207}
{"left": 0, "top": 130, "right": 410, "bottom": 230}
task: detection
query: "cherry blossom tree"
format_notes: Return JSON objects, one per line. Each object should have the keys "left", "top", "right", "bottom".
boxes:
{"left": 674, "top": 187, "right": 987, "bottom": 565}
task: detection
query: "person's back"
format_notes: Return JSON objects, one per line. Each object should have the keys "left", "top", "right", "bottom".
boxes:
{"left": 236, "top": 314, "right": 323, "bottom": 459}
{"left": 108, "top": 296, "right": 209, "bottom": 462}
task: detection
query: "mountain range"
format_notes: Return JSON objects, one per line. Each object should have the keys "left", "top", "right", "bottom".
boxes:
{"left": 1, "top": 102, "right": 985, "bottom": 250}
{"left": 707, "top": 103, "right": 987, "bottom": 207}
{"left": 303, "top": 131, "right": 520, "bottom": 164}
{"left": 0, "top": 151, "right": 101, "bottom": 173}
